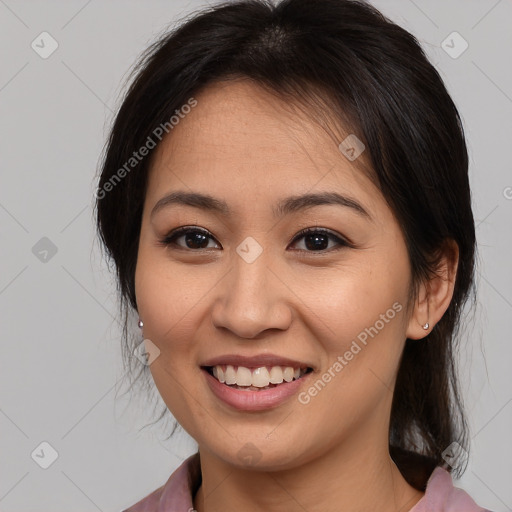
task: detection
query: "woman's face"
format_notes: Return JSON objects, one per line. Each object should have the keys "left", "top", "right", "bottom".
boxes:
{"left": 135, "top": 80, "right": 418, "bottom": 470}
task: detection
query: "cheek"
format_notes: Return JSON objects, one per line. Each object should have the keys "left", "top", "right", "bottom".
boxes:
{"left": 294, "top": 255, "right": 409, "bottom": 352}
{"left": 295, "top": 286, "right": 407, "bottom": 437}
{"left": 135, "top": 245, "right": 214, "bottom": 349}
{"left": 135, "top": 248, "right": 213, "bottom": 435}
{"left": 291, "top": 255, "right": 411, "bottom": 422}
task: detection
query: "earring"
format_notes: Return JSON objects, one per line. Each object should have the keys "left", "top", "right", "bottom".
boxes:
{"left": 422, "top": 297, "right": 430, "bottom": 331}
{"left": 138, "top": 319, "right": 143, "bottom": 329}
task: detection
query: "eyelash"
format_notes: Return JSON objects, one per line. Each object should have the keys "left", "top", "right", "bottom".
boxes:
{"left": 158, "top": 226, "right": 352, "bottom": 253}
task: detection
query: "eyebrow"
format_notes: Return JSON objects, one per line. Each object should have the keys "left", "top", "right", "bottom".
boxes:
{"left": 150, "top": 190, "right": 371, "bottom": 220}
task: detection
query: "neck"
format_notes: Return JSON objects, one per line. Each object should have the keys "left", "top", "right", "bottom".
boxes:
{"left": 193, "top": 431, "right": 424, "bottom": 512}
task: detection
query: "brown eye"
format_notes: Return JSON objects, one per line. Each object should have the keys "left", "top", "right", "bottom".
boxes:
{"left": 290, "top": 228, "right": 349, "bottom": 252}
{"left": 160, "top": 227, "right": 220, "bottom": 250}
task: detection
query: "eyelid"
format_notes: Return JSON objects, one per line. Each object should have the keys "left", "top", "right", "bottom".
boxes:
{"left": 159, "top": 225, "right": 222, "bottom": 249}
{"left": 289, "top": 227, "right": 352, "bottom": 250}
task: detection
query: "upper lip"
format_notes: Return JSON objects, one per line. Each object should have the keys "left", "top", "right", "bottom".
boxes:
{"left": 201, "top": 353, "right": 313, "bottom": 370}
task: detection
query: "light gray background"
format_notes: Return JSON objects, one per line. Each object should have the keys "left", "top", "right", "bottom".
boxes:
{"left": 1, "top": 0, "right": 511, "bottom": 511}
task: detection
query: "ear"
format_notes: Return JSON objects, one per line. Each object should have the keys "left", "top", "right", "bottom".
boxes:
{"left": 406, "top": 239, "right": 459, "bottom": 340}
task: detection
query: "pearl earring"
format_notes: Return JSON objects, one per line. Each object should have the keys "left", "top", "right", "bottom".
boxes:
{"left": 422, "top": 298, "right": 430, "bottom": 331}
{"left": 138, "top": 319, "right": 143, "bottom": 329}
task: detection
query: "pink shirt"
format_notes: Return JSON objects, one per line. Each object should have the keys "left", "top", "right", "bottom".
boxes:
{"left": 122, "top": 452, "right": 492, "bottom": 511}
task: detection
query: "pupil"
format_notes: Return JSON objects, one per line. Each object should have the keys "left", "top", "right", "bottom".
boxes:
{"left": 186, "top": 232, "right": 208, "bottom": 249}
{"left": 305, "top": 233, "right": 328, "bottom": 250}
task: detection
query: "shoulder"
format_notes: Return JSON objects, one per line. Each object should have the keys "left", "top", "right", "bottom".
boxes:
{"left": 122, "top": 485, "right": 165, "bottom": 512}
{"left": 121, "top": 452, "right": 201, "bottom": 512}
{"left": 390, "top": 447, "right": 494, "bottom": 512}
{"left": 411, "top": 466, "right": 494, "bottom": 512}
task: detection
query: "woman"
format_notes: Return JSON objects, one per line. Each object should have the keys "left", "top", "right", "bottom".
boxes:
{"left": 95, "top": 0, "right": 492, "bottom": 510}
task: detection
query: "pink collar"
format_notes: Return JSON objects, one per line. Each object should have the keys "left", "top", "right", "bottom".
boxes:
{"left": 409, "top": 466, "right": 489, "bottom": 512}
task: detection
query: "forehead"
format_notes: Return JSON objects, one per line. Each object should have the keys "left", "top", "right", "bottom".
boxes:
{"left": 146, "top": 79, "right": 382, "bottom": 215}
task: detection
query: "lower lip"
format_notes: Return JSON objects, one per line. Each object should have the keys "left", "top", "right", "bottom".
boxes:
{"left": 202, "top": 368, "right": 311, "bottom": 411}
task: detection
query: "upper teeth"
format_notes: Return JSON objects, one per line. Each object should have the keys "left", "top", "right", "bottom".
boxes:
{"left": 212, "top": 365, "right": 307, "bottom": 387}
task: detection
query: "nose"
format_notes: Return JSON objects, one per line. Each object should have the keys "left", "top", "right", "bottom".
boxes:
{"left": 210, "top": 247, "right": 292, "bottom": 339}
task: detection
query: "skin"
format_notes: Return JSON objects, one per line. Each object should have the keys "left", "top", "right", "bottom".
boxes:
{"left": 134, "top": 79, "right": 458, "bottom": 512}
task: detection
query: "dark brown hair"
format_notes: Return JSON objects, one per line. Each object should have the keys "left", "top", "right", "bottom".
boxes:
{"left": 95, "top": 0, "right": 476, "bottom": 489}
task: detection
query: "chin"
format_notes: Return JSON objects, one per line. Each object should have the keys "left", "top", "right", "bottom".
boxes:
{"left": 202, "top": 435, "right": 313, "bottom": 472}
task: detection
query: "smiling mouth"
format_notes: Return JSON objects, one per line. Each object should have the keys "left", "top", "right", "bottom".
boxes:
{"left": 202, "top": 365, "right": 314, "bottom": 391}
